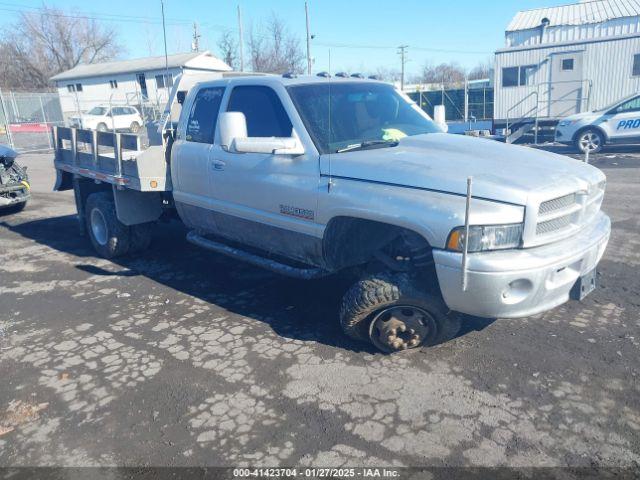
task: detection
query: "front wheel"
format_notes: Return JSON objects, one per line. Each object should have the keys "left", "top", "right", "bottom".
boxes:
{"left": 96, "top": 123, "right": 108, "bottom": 132}
{"left": 339, "top": 273, "right": 461, "bottom": 353}
{"left": 576, "top": 128, "right": 604, "bottom": 154}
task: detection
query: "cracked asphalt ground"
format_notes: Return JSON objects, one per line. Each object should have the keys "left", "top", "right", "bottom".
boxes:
{"left": 0, "top": 148, "right": 639, "bottom": 468}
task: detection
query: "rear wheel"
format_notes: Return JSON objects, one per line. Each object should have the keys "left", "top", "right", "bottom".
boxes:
{"left": 339, "top": 273, "right": 461, "bottom": 353}
{"left": 85, "top": 192, "right": 130, "bottom": 258}
{"left": 576, "top": 128, "right": 604, "bottom": 154}
{"left": 97, "top": 123, "right": 108, "bottom": 132}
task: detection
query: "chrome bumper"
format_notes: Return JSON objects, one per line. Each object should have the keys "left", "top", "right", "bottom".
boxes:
{"left": 433, "top": 212, "right": 610, "bottom": 318}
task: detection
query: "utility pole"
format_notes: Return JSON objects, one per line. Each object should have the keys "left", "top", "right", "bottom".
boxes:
{"left": 305, "top": 1, "right": 312, "bottom": 75}
{"left": 398, "top": 45, "right": 408, "bottom": 90}
{"left": 237, "top": 5, "right": 244, "bottom": 71}
{"left": 191, "top": 22, "right": 201, "bottom": 52}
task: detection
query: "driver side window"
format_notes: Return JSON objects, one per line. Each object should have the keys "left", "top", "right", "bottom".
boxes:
{"left": 226, "top": 86, "right": 293, "bottom": 137}
{"left": 615, "top": 96, "right": 640, "bottom": 114}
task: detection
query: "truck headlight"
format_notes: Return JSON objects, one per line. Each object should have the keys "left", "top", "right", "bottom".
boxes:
{"left": 558, "top": 120, "right": 575, "bottom": 127}
{"left": 446, "top": 224, "right": 523, "bottom": 252}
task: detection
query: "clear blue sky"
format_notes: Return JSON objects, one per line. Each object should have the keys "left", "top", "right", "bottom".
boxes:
{"left": 1, "top": 0, "right": 566, "bottom": 75}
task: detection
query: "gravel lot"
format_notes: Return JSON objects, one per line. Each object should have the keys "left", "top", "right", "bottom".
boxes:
{"left": 0, "top": 147, "right": 639, "bottom": 469}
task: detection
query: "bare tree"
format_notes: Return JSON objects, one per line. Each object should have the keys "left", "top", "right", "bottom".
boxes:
{"left": 420, "top": 61, "right": 466, "bottom": 85}
{"left": 217, "top": 30, "right": 238, "bottom": 70}
{"left": 467, "top": 59, "right": 493, "bottom": 81}
{"left": 0, "top": 3, "right": 122, "bottom": 90}
{"left": 371, "top": 66, "right": 401, "bottom": 83}
{"left": 248, "top": 14, "right": 304, "bottom": 74}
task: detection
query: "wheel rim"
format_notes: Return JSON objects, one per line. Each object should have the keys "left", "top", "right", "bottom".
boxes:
{"left": 579, "top": 132, "right": 600, "bottom": 152}
{"left": 98, "top": 124, "right": 106, "bottom": 132}
{"left": 131, "top": 123, "right": 139, "bottom": 133}
{"left": 369, "top": 305, "right": 437, "bottom": 353}
{"left": 90, "top": 208, "right": 108, "bottom": 246}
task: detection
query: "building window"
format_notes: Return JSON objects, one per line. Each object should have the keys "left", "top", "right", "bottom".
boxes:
{"left": 502, "top": 65, "right": 537, "bottom": 87}
{"left": 155, "top": 74, "right": 174, "bottom": 89}
{"left": 109, "top": 80, "right": 118, "bottom": 89}
{"left": 520, "top": 65, "right": 536, "bottom": 86}
{"left": 633, "top": 54, "right": 640, "bottom": 76}
{"left": 502, "top": 67, "right": 519, "bottom": 87}
{"left": 562, "top": 59, "right": 574, "bottom": 71}
{"left": 66, "top": 84, "right": 75, "bottom": 93}
{"left": 75, "top": 83, "right": 83, "bottom": 92}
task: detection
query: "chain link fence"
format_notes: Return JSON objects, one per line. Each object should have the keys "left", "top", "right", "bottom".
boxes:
{"left": 405, "top": 82, "right": 494, "bottom": 133}
{"left": 0, "top": 90, "right": 65, "bottom": 153}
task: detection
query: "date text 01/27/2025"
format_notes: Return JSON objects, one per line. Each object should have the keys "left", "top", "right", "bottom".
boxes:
{"left": 232, "top": 467, "right": 401, "bottom": 478}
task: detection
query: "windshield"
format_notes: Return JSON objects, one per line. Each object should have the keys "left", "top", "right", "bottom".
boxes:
{"left": 287, "top": 82, "right": 441, "bottom": 154}
{"left": 87, "top": 106, "right": 108, "bottom": 116}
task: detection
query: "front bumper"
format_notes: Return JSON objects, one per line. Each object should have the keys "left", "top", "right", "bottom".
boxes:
{"left": 0, "top": 183, "right": 30, "bottom": 207}
{"left": 433, "top": 211, "right": 610, "bottom": 318}
{"left": 554, "top": 127, "right": 573, "bottom": 144}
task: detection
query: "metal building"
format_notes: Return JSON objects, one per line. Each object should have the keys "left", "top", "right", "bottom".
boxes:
{"left": 51, "top": 51, "right": 231, "bottom": 121}
{"left": 494, "top": 0, "right": 640, "bottom": 138}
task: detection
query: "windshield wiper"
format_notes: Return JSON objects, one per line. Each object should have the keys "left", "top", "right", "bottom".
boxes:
{"left": 336, "top": 140, "right": 399, "bottom": 153}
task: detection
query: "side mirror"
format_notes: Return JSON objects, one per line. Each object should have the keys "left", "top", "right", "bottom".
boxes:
{"left": 219, "top": 111, "right": 247, "bottom": 151}
{"left": 176, "top": 91, "right": 186, "bottom": 104}
{"left": 219, "top": 111, "right": 304, "bottom": 155}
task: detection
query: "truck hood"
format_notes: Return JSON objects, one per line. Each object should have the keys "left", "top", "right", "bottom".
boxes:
{"left": 320, "top": 133, "right": 604, "bottom": 205}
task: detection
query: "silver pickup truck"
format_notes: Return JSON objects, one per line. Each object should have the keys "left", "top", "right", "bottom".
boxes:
{"left": 53, "top": 73, "right": 610, "bottom": 353}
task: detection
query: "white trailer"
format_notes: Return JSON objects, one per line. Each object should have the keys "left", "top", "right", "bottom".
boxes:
{"left": 494, "top": 0, "right": 640, "bottom": 140}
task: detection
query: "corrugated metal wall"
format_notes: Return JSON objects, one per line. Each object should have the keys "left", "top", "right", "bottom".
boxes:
{"left": 495, "top": 35, "right": 640, "bottom": 121}
{"left": 507, "top": 16, "right": 640, "bottom": 47}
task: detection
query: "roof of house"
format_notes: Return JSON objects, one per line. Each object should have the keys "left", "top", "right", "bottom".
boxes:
{"left": 507, "top": 0, "right": 640, "bottom": 32}
{"left": 50, "top": 51, "right": 231, "bottom": 82}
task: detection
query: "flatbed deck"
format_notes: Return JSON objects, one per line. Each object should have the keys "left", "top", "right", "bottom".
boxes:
{"left": 53, "top": 126, "right": 171, "bottom": 192}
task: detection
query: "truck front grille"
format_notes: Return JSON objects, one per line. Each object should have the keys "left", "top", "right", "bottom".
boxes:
{"left": 536, "top": 215, "right": 574, "bottom": 235}
{"left": 539, "top": 193, "right": 576, "bottom": 215}
{"left": 534, "top": 182, "right": 605, "bottom": 239}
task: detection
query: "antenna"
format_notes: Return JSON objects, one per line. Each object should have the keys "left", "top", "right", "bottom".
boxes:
{"left": 327, "top": 49, "right": 333, "bottom": 192}
{"left": 160, "top": 0, "right": 172, "bottom": 136}
{"left": 191, "top": 22, "right": 201, "bottom": 52}
{"left": 305, "top": 1, "right": 312, "bottom": 75}
{"left": 238, "top": 5, "right": 244, "bottom": 71}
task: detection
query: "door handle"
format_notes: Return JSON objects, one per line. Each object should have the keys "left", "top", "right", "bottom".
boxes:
{"left": 211, "top": 159, "right": 226, "bottom": 171}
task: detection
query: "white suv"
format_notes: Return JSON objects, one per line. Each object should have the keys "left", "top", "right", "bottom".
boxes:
{"left": 555, "top": 94, "right": 640, "bottom": 153}
{"left": 70, "top": 105, "right": 144, "bottom": 133}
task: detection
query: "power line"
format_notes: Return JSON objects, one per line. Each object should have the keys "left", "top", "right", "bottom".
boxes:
{"left": 315, "top": 41, "right": 491, "bottom": 55}
{"left": 0, "top": 2, "right": 493, "bottom": 56}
